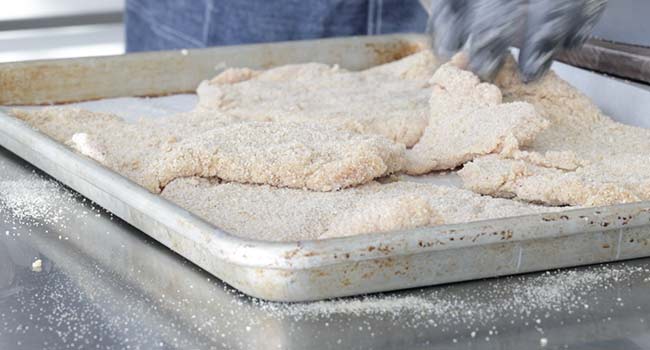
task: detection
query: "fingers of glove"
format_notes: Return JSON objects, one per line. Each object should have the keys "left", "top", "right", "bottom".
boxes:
{"left": 518, "top": 0, "right": 583, "bottom": 82}
{"left": 466, "top": 0, "right": 526, "bottom": 80}
{"left": 427, "top": 0, "right": 470, "bottom": 61}
{"left": 562, "top": 0, "right": 607, "bottom": 49}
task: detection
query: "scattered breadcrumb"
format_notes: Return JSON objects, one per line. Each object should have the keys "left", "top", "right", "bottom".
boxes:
{"left": 31, "top": 259, "right": 42, "bottom": 272}
{"left": 0, "top": 175, "right": 82, "bottom": 226}
{"left": 255, "top": 264, "right": 648, "bottom": 327}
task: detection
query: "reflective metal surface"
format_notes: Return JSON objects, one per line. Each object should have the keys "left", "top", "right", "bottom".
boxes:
{"left": 2, "top": 146, "right": 650, "bottom": 349}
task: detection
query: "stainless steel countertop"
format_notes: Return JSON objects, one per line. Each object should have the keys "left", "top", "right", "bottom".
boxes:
{"left": 1, "top": 145, "right": 650, "bottom": 350}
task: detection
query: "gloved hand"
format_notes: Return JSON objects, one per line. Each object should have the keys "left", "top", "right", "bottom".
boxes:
{"left": 425, "top": 0, "right": 607, "bottom": 82}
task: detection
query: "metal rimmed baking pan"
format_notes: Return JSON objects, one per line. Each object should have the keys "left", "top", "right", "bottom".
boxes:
{"left": 2, "top": 34, "right": 650, "bottom": 301}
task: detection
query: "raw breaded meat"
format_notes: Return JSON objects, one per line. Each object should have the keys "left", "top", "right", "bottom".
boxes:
{"left": 323, "top": 193, "right": 444, "bottom": 238}
{"left": 361, "top": 49, "right": 442, "bottom": 80}
{"left": 162, "top": 177, "right": 360, "bottom": 241}
{"left": 10, "top": 108, "right": 123, "bottom": 143}
{"left": 13, "top": 108, "right": 237, "bottom": 192}
{"left": 459, "top": 154, "right": 650, "bottom": 206}
{"left": 455, "top": 57, "right": 650, "bottom": 206}
{"left": 15, "top": 107, "right": 405, "bottom": 193}
{"left": 506, "top": 150, "right": 586, "bottom": 171}
{"left": 405, "top": 63, "right": 549, "bottom": 175}
{"left": 320, "top": 181, "right": 566, "bottom": 239}
{"left": 12, "top": 107, "right": 237, "bottom": 143}
{"left": 161, "top": 177, "right": 565, "bottom": 242}
{"left": 494, "top": 56, "right": 650, "bottom": 161}
{"left": 152, "top": 121, "right": 406, "bottom": 192}
{"left": 196, "top": 51, "right": 440, "bottom": 147}
{"left": 12, "top": 108, "right": 190, "bottom": 192}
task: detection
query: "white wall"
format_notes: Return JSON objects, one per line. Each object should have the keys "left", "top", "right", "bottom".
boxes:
{"left": 0, "top": 1, "right": 124, "bottom": 62}
{"left": 591, "top": 0, "right": 650, "bottom": 46}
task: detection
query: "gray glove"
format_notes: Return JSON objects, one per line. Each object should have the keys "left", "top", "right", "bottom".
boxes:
{"left": 426, "top": 0, "right": 607, "bottom": 81}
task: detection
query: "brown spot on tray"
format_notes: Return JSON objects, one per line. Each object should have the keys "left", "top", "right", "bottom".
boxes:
{"left": 284, "top": 249, "right": 300, "bottom": 259}
{"left": 365, "top": 40, "right": 424, "bottom": 65}
{"left": 373, "top": 257, "right": 396, "bottom": 269}
{"left": 377, "top": 244, "right": 393, "bottom": 254}
{"left": 542, "top": 215, "right": 570, "bottom": 222}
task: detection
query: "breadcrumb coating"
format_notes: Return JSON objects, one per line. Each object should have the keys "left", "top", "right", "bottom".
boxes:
{"left": 405, "top": 63, "right": 549, "bottom": 174}
{"left": 196, "top": 51, "right": 440, "bottom": 147}
{"left": 162, "top": 178, "right": 564, "bottom": 241}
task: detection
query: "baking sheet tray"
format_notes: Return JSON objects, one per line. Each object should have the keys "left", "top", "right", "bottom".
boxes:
{"left": 1, "top": 34, "right": 650, "bottom": 302}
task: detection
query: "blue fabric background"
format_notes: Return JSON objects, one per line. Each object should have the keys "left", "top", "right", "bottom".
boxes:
{"left": 126, "top": 0, "right": 428, "bottom": 52}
